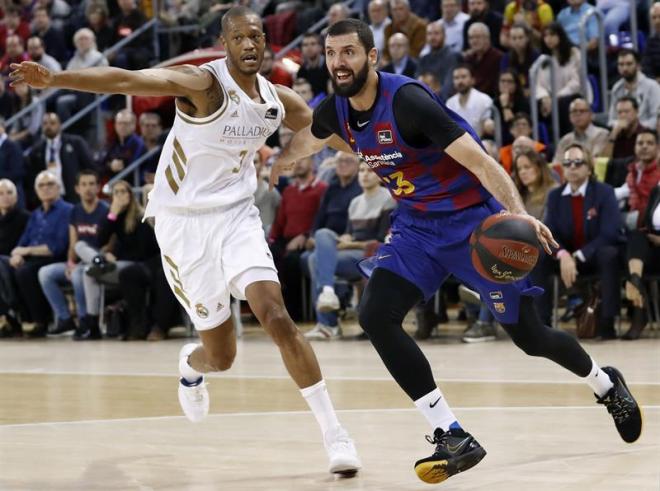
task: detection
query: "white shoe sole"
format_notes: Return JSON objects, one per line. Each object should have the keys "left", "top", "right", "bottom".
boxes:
{"left": 462, "top": 335, "right": 496, "bottom": 343}
{"left": 317, "top": 302, "right": 340, "bottom": 313}
{"left": 329, "top": 457, "right": 361, "bottom": 475}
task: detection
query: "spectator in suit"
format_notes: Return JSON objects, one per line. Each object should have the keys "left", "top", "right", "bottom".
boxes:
{"left": 84, "top": 1, "right": 114, "bottom": 52}
{"left": 0, "top": 74, "right": 20, "bottom": 119}
{"left": 608, "top": 49, "right": 660, "bottom": 131}
{"left": 8, "top": 82, "right": 43, "bottom": 149}
{"left": 0, "top": 34, "right": 29, "bottom": 76}
{"left": 0, "top": 116, "right": 25, "bottom": 208}
{"left": 297, "top": 33, "right": 330, "bottom": 97}
{"left": 446, "top": 64, "right": 492, "bottom": 137}
{"left": 26, "top": 36, "right": 61, "bottom": 73}
{"left": 464, "top": 22, "right": 503, "bottom": 97}
{"left": 382, "top": 33, "right": 417, "bottom": 78}
{"left": 383, "top": 0, "right": 427, "bottom": 61}
{"left": 269, "top": 156, "right": 327, "bottom": 321}
{"left": 110, "top": 0, "right": 152, "bottom": 70}
{"left": 10, "top": 171, "right": 73, "bottom": 337}
{"left": 552, "top": 98, "right": 609, "bottom": 165}
{"left": 26, "top": 112, "right": 95, "bottom": 208}
{"left": 31, "top": 7, "right": 68, "bottom": 64}
{"left": 101, "top": 109, "right": 145, "bottom": 182}
{"left": 535, "top": 143, "right": 623, "bottom": 339}
{"left": 623, "top": 183, "right": 660, "bottom": 340}
{"left": 306, "top": 162, "right": 395, "bottom": 340}
{"left": 462, "top": 0, "right": 503, "bottom": 51}
{"left": 415, "top": 20, "right": 460, "bottom": 100}
{"left": 0, "top": 6, "right": 31, "bottom": 55}
{"left": 0, "top": 179, "right": 29, "bottom": 337}
{"left": 368, "top": 0, "right": 391, "bottom": 56}
{"left": 441, "top": 0, "right": 469, "bottom": 53}
{"left": 38, "top": 169, "right": 108, "bottom": 336}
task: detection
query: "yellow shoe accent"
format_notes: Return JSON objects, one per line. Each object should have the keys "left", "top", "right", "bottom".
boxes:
{"left": 414, "top": 460, "right": 449, "bottom": 484}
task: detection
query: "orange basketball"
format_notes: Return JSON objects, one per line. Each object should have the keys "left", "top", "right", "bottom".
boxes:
{"left": 469, "top": 214, "right": 540, "bottom": 284}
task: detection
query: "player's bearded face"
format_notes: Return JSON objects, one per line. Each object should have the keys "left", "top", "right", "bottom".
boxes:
{"left": 331, "top": 59, "right": 369, "bottom": 97}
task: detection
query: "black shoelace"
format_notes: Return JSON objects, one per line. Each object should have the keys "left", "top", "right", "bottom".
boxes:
{"left": 426, "top": 431, "right": 449, "bottom": 451}
{"left": 597, "top": 392, "right": 633, "bottom": 423}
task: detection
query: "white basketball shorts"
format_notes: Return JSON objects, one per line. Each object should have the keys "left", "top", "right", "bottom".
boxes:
{"left": 154, "top": 199, "right": 279, "bottom": 330}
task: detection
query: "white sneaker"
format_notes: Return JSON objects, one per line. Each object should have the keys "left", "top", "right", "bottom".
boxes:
{"left": 305, "top": 323, "right": 340, "bottom": 340}
{"left": 317, "top": 288, "right": 340, "bottom": 313}
{"left": 178, "top": 344, "right": 209, "bottom": 422}
{"left": 324, "top": 425, "right": 361, "bottom": 475}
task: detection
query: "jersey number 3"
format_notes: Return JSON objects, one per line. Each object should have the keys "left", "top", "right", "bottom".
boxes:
{"left": 383, "top": 171, "right": 415, "bottom": 196}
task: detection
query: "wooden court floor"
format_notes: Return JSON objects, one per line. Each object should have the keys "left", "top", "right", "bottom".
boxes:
{"left": 0, "top": 322, "right": 658, "bottom": 490}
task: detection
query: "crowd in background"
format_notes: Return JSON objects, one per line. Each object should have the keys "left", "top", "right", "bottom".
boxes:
{"left": 0, "top": 0, "right": 658, "bottom": 343}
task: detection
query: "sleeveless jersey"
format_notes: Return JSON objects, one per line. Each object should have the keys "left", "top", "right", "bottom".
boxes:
{"left": 145, "top": 58, "right": 285, "bottom": 217}
{"left": 335, "top": 72, "right": 492, "bottom": 214}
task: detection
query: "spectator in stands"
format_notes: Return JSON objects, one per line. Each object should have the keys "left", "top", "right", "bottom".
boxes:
{"left": 368, "top": 0, "right": 391, "bottom": 56}
{"left": 499, "top": 113, "right": 545, "bottom": 172}
{"left": 464, "top": 22, "right": 502, "bottom": 97}
{"left": 39, "top": 0, "right": 71, "bottom": 31}
{"left": 269, "top": 156, "right": 327, "bottom": 321}
{"left": 31, "top": 6, "right": 68, "bottom": 64}
{"left": 492, "top": 68, "right": 530, "bottom": 144}
{"left": 512, "top": 148, "right": 558, "bottom": 220}
{"left": 623, "top": 183, "right": 660, "bottom": 340}
{"left": 537, "top": 22, "right": 587, "bottom": 137}
{"left": 382, "top": 33, "right": 417, "bottom": 77}
{"left": 38, "top": 170, "right": 108, "bottom": 336}
{"left": 55, "top": 28, "right": 109, "bottom": 122}
{"left": 26, "top": 112, "right": 94, "bottom": 208}
{"left": 556, "top": 0, "right": 597, "bottom": 53}
{"left": 26, "top": 35, "right": 61, "bottom": 72}
{"left": 0, "top": 34, "right": 28, "bottom": 76}
{"left": 293, "top": 78, "right": 324, "bottom": 109}
{"left": 603, "top": 96, "right": 648, "bottom": 164}
{"left": 0, "top": 116, "right": 25, "bottom": 208}
{"left": 10, "top": 171, "right": 73, "bottom": 337}
{"left": 297, "top": 33, "right": 330, "bottom": 97}
{"left": 101, "top": 109, "right": 145, "bottom": 182}
{"left": 499, "top": 23, "right": 539, "bottom": 95}
{"left": 8, "top": 82, "right": 43, "bottom": 149}
{"left": 462, "top": 0, "right": 503, "bottom": 51}
{"left": 306, "top": 162, "right": 396, "bottom": 340}
{"left": 642, "top": 2, "right": 660, "bottom": 82}
{"left": 0, "top": 6, "right": 30, "bottom": 55}
{"left": 446, "top": 64, "right": 492, "bottom": 137}
{"left": 76, "top": 179, "right": 159, "bottom": 340}
{"left": 253, "top": 152, "right": 280, "bottom": 235}
{"left": 0, "top": 74, "right": 19, "bottom": 119}
{"left": 327, "top": 3, "right": 351, "bottom": 29}
{"left": 608, "top": 49, "right": 660, "bottom": 131}
{"left": 415, "top": 20, "right": 460, "bottom": 99}
{"left": 596, "top": 0, "right": 630, "bottom": 39}
{"left": 536, "top": 143, "right": 622, "bottom": 339}
{"left": 111, "top": 0, "right": 151, "bottom": 70}
{"left": 441, "top": 0, "right": 469, "bottom": 53}
{"left": 260, "top": 45, "right": 293, "bottom": 87}
{"left": 138, "top": 112, "right": 164, "bottom": 184}
{"left": 0, "top": 179, "right": 29, "bottom": 338}
{"left": 615, "top": 129, "right": 660, "bottom": 229}
{"left": 417, "top": 71, "right": 442, "bottom": 96}
{"left": 84, "top": 1, "right": 113, "bottom": 52}
{"left": 553, "top": 98, "right": 609, "bottom": 164}
{"left": 500, "top": 0, "right": 553, "bottom": 48}
{"left": 383, "top": 0, "right": 427, "bottom": 61}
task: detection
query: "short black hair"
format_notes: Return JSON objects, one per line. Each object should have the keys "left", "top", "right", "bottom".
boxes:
{"left": 616, "top": 95, "right": 639, "bottom": 111}
{"left": 453, "top": 63, "right": 473, "bottom": 76}
{"left": 76, "top": 169, "right": 99, "bottom": 185}
{"left": 221, "top": 6, "right": 262, "bottom": 35}
{"left": 637, "top": 128, "right": 658, "bottom": 143}
{"left": 617, "top": 47, "right": 640, "bottom": 63}
{"left": 512, "top": 112, "right": 532, "bottom": 127}
{"left": 326, "top": 19, "right": 374, "bottom": 52}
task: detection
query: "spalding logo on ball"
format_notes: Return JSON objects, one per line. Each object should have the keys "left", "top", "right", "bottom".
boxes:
{"left": 470, "top": 214, "right": 541, "bottom": 284}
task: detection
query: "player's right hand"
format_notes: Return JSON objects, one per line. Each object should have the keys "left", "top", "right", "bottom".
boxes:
{"left": 9, "top": 61, "right": 54, "bottom": 89}
{"left": 269, "top": 158, "right": 294, "bottom": 191}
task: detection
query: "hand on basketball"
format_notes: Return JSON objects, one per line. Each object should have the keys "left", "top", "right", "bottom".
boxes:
{"left": 9, "top": 61, "right": 54, "bottom": 89}
{"left": 559, "top": 254, "right": 577, "bottom": 288}
{"left": 513, "top": 213, "right": 558, "bottom": 255}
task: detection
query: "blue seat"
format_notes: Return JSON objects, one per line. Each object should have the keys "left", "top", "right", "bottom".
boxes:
{"left": 588, "top": 74, "right": 602, "bottom": 113}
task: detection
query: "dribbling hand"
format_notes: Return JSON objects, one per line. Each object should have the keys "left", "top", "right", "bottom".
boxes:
{"left": 9, "top": 61, "right": 54, "bottom": 89}
{"left": 506, "top": 212, "right": 559, "bottom": 255}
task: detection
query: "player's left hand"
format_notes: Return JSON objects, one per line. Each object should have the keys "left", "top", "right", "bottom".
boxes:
{"left": 269, "top": 157, "right": 294, "bottom": 191}
{"left": 511, "top": 213, "right": 558, "bottom": 255}
{"left": 9, "top": 61, "right": 54, "bottom": 89}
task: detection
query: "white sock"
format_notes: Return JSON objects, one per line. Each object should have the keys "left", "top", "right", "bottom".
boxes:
{"left": 583, "top": 358, "right": 614, "bottom": 397}
{"left": 300, "top": 379, "right": 341, "bottom": 437}
{"left": 179, "top": 343, "right": 203, "bottom": 383}
{"left": 322, "top": 285, "right": 335, "bottom": 294}
{"left": 414, "top": 387, "right": 460, "bottom": 432}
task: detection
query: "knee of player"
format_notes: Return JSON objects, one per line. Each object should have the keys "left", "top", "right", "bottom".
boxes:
{"left": 261, "top": 304, "right": 295, "bottom": 339}
{"left": 358, "top": 299, "right": 380, "bottom": 334}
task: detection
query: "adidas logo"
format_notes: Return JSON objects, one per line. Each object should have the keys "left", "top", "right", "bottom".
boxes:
{"left": 230, "top": 110, "right": 239, "bottom": 118}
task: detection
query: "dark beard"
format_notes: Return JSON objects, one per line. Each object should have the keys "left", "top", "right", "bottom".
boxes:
{"left": 622, "top": 72, "right": 637, "bottom": 83}
{"left": 331, "top": 61, "right": 369, "bottom": 98}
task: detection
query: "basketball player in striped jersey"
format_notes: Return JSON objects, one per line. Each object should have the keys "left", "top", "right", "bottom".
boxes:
{"left": 10, "top": 7, "right": 361, "bottom": 475}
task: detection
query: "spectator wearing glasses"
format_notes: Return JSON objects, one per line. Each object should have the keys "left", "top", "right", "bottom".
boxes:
{"left": 536, "top": 144, "right": 623, "bottom": 339}
{"left": 552, "top": 98, "right": 609, "bottom": 164}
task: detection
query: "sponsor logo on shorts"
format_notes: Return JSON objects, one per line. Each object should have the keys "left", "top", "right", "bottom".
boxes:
{"left": 493, "top": 302, "right": 506, "bottom": 313}
{"left": 196, "top": 303, "right": 209, "bottom": 319}
{"left": 489, "top": 291, "right": 503, "bottom": 300}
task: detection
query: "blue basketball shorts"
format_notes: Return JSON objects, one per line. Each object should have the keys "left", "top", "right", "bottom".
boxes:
{"left": 358, "top": 198, "right": 543, "bottom": 324}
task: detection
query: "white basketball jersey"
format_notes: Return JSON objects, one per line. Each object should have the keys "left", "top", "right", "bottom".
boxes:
{"left": 145, "top": 58, "right": 285, "bottom": 217}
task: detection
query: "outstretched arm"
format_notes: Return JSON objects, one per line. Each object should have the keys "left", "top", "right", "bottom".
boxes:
{"left": 9, "top": 61, "right": 213, "bottom": 98}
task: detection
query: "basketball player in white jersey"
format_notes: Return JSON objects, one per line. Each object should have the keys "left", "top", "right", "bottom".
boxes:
{"left": 10, "top": 6, "right": 361, "bottom": 475}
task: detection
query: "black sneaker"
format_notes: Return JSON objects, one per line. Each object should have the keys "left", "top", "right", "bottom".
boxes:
{"left": 414, "top": 427, "right": 487, "bottom": 484}
{"left": 85, "top": 255, "right": 116, "bottom": 279}
{"left": 596, "top": 366, "right": 643, "bottom": 443}
{"left": 49, "top": 317, "right": 76, "bottom": 335}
